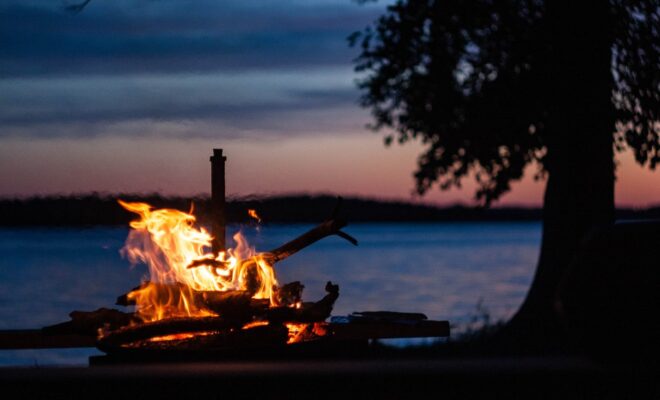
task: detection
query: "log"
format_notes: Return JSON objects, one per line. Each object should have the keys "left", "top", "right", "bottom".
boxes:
{"left": 262, "top": 220, "right": 357, "bottom": 264}
{"left": 198, "top": 290, "right": 269, "bottom": 318}
{"left": 186, "top": 197, "right": 358, "bottom": 270}
{"left": 116, "top": 282, "right": 270, "bottom": 319}
{"left": 42, "top": 308, "right": 137, "bottom": 336}
{"left": 328, "top": 320, "right": 450, "bottom": 341}
{"left": 98, "top": 282, "right": 338, "bottom": 349}
{"left": 272, "top": 281, "right": 304, "bottom": 307}
{"left": 263, "top": 282, "right": 339, "bottom": 323}
{"left": 100, "top": 325, "right": 289, "bottom": 354}
{"left": 0, "top": 329, "right": 95, "bottom": 349}
{"left": 96, "top": 316, "right": 236, "bottom": 349}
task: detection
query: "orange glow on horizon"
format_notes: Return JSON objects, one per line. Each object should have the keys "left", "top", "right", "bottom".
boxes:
{"left": 0, "top": 135, "right": 658, "bottom": 207}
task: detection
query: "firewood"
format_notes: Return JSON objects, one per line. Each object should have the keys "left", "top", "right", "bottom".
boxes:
{"left": 101, "top": 324, "right": 289, "bottom": 353}
{"left": 42, "top": 308, "right": 137, "bottom": 336}
{"left": 186, "top": 256, "right": 229, "bottom": 270}
{"left": 185, "top": 218, "right": 358, "bottom": 269}
{"left": 197, "top": 290, "right": 269, "bottom": 318}
{"left": 118, "top": 280, "right": 307, "bottom": 311}
{"left": 116, "top": 282, "right": 269, "bottom": 318}
{"left": 186, "top": 198, "right": 358, "bottom": 270}
{"left": 272, "top": 281, "right": 304, "bottom": 307}
{"left": 264, "top": 281, "right": 339, "bottom": 323}
{"left": 96, "top": 316, "right": 236, "bottom": 349}
{"left": 262, "top": 220, "right": 357, "bottom": 264}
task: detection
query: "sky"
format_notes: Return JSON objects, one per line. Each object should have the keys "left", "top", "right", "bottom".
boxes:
{"left": 0, "top": 0, "right": 658, "bottom": 207}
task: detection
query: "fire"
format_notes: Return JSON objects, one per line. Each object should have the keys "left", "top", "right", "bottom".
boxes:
{"left": 148, "top": 332, "right": 213, "bottom": 343}
{"left": 247, "top": 209, "right": 261, "bottom": 223}
{"left": 119, "top": 200, "right": 278, "bottom": 322}
{"left": 286, "top": 322, "right": 329, "bottom": 344}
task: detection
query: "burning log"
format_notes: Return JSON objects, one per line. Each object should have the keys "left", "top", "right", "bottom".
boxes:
{"left": 272, "top": 281, "right": 304, "bottom": 307}
{"left": 198, "top": 290, "right": 269, "bottom": 318}
{"left": 263, "top": 282, "right": 339, "bottom": 323}
{"left": 42, "top": 308, "right": 137, "bottom": 336}
{"left": 97, "top": 324, "right": 290, "bottom": 354}
{"left": 96, "top": 316, "right": 235, "bottom": 349}
{"left": 117, "top": 281, "right": 299, "bottom": 318}
{"left": 97, "top": 282, "right": 339, "bottom": 349}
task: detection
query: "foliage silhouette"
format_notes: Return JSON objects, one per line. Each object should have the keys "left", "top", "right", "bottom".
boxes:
{"left": 351, "top": 0, "right": 659, "bottom": 351}
{"left": 351, "top": 0, "right": 657, "bottom": 204}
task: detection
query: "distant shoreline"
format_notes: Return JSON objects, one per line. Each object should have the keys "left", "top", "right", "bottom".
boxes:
{"left": 0, "top": 194, "right": 658, "bottom": 226}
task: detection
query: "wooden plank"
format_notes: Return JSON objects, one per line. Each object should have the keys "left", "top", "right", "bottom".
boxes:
{"left": 329, "top": 320, "right": 450, "bottom": 341}
{"left": 0, "top": 329, "right": 95, "bottom": 349}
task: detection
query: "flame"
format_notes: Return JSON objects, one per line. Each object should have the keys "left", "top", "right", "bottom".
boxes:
{"left": 286, "top": 322, "right": 328, "bottom": 344}
{"left": 242, "top": 321, "right": 270, "bottom": 330}
{"left": 119, "top": 200, "right": 278, "bottom": 322}
{"left": 148, "top": 332, "right": 213, "bottom": 343}
{"left": 247, "top": 209, "right": 261, "bottom": 223}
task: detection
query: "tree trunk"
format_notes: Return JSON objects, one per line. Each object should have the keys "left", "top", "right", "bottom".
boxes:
{"left": 501, "top": 1, "right": 615, "bottom": 352}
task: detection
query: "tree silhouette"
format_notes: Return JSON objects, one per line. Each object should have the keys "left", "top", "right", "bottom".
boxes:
{"left": 351, "top": 0, "right": 658, "bottom": 349}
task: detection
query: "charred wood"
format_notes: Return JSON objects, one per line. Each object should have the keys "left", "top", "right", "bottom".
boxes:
{"left": 272, "top": 281, "right": 304, "bottom": 307}
{"left": 197, "top": 290, "right": 269, "bottom": 318}
{"left": 96, "top": 316, "right": 235, "bottom": 349}
{"left": 263, "top": 220, "right": 357, "bottom": 264}
{"left": 264, "top": 282, "right": 339, "bottom": 323}
{"left": 42, "top": 308, "right": 137, "bottom": 336}
{"left": 187, "top": 198, "right": 358, "bottom": 270}
{"left": 97, "top": 324, "right": 289, "bottom": 355}
{"left": 116, "top": 282, "right": 268, "bottom": 319}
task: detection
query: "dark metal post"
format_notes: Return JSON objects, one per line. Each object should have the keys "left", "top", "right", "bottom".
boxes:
{"left": 210, "top": 148, "right": 226, "bottom": 253}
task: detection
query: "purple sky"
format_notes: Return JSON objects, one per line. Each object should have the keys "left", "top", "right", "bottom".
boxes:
{"left": 1, "top": 0, "right": 658, "bottom": 206}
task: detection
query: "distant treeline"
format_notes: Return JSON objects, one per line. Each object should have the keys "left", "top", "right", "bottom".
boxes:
{"left": 0, "top": 194, "right": 658, "bottom": 226}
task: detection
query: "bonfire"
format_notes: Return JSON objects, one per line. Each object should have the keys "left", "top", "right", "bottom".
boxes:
{"left": 42, "top": 197, "right": 448, "bottom": 359}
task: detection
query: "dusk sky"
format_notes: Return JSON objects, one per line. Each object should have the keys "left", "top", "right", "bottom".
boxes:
{"left": 1, "top": 0, "right": 658, "bottom": 207}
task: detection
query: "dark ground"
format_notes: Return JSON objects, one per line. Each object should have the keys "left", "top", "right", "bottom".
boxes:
{"left": 1, "top": 356, "right": 657, "bottom": 399}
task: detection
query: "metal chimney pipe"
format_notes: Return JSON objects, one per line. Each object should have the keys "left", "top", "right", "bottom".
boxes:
{"left": 210, "top": 148, "right": 226, "bottom": 253}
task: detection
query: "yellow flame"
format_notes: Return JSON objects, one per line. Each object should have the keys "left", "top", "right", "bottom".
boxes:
{"left": 119, "top": 200, "right": 278, "bottom": 322}
{"left": 247, "top": 209, "right": 261, "bottom": 223}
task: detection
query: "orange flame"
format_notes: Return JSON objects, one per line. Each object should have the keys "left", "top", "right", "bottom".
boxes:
{"left": 247, "top": 209, "right": 261, "bottom": 223}
{"left": 119, "top": 200, "right": 278, "bottom": 322}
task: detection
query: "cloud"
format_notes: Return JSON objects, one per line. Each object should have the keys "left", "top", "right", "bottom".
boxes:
{"left": 0, "top": 1, "right": 384, "bottom": 139}
{"left": 0, "top": 68, "right": 365, "bottom": 138}
{"left": 0, "top": 0, "right": 383, "bottom": 77}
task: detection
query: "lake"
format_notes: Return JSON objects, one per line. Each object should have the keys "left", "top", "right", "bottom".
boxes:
{"left": 0, "top": 222, "right": 541, "bottom": 366}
